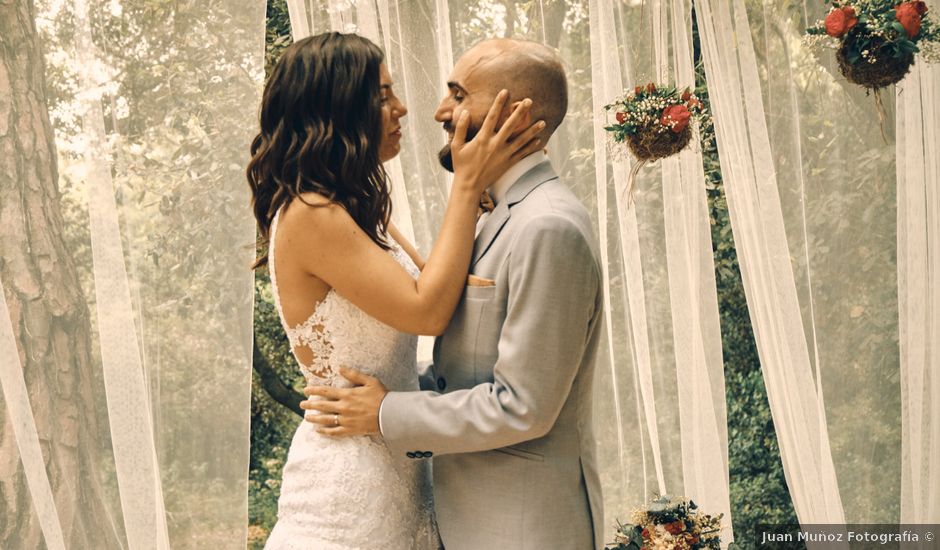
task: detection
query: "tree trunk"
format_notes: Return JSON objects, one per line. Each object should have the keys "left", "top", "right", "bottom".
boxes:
{"left": 253, "top": 335, "right": 306, "bottom": 418}
{"left": 0, "top": 1, "right": 120, "bottom": 547}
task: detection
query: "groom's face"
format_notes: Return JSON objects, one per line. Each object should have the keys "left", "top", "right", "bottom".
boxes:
{"left": 434, "top": 46, "right": 515, "bottom": 172}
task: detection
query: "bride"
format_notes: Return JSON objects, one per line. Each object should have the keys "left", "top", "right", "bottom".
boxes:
{"left": 246, "top": 32, "right": 543, "bottom": 549}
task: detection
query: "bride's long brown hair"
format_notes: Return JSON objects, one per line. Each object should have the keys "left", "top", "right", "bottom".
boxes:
{"left": 247, "top": 32, "right": 392, "bottom": 268}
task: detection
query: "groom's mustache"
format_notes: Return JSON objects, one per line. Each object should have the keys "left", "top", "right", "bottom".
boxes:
{"left": 438, "top": 119, "right": 481, "bottom": 173}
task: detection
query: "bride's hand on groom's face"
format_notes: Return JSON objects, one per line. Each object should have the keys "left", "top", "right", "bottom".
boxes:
{"left": 300, "top": 367, "right": 388, "bottom": 437}
{"left": 450, "top": 89, "right": 546, "bottom": 193}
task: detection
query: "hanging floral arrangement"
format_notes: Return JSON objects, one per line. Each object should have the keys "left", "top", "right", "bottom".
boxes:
{"left": 603, "top": 83, "right": 707, "bottom": 206}
{"left": 605, "top": 496, "right": 723, "bottom": 550}
{"left": 804, "top": 0, "right": 940, "bottom": 90}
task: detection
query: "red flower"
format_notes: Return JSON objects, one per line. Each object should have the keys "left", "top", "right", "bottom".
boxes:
{"left": 641, "top": 528, "right": 651, "bottom": 539}
{"left": 896, "top": 2, "right": 924, "bottom": 37}
{"left": 635, "top": 85, "right": 644, "bottom": 95}
{"left": 664, "top": 520, "right": 686, "bottom": 535}
{"left": 825, "top": 6, "right": 858, "bottom": 37}
{"left": 647, "top": 82, "right": 657, "bottom": 93}
{"left": 681, "top": 90, "right": 692, "bottom": 101}
{"left": 842, "top": 6, "right": 858, "bottom": 22}
{"left": 661, "top": 104, "right": 691, "bottom": 133}
{"left": 687, "top": 98, "right": 702, "bottom": 110}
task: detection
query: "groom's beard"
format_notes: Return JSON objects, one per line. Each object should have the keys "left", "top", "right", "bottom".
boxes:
{"left": 438, "top": 120, "right": 481, "bottom": 173}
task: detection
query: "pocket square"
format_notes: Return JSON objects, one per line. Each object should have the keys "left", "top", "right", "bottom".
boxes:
{"left": 467, "top": 274, "right": 496, "bottom": 287}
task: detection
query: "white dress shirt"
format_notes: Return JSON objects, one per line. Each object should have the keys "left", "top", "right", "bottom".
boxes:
{"left": 490, "top": 150, "right": 550, "bottom": 205}
{"left": 475, "top": 151, "right": 550, "bottom": 237}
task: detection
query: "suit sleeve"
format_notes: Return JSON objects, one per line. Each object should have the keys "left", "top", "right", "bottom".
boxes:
{"left": 379, "top": 215, "right": 600, "bottom": 456}
{"left": 379, "top": 358, "right": 436, "bottom": 437}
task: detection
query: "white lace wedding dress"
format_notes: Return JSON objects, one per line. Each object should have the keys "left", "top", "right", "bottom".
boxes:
{"left": 263, "top": 209, "right": 440, "bottom": 550}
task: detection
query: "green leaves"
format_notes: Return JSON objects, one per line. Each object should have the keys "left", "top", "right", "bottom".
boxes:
{"left": 898, "top": 38, "right": 919, "bottom": 53}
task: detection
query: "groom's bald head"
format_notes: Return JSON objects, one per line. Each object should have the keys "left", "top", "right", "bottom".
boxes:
{"left": 463, "top": 39, "right": 568, "bottom": 137}
{"left": 435, "top": 38, "right": 568, "bottom": 171}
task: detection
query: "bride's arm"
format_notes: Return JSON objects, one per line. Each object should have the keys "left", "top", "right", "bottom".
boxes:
{"left": 387, "top": 223, "right": 426, "bottom": 271}
{"left": 388, "top": 191, "right": 492, "bottom": 274}
{"left": 288, "top": 93, "right": 542, "bottom": 337}
{"left": 284, "top": 187, "right": 473, "bottom": 336}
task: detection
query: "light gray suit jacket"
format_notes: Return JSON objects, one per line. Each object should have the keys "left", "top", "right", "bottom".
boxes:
{"left": 380, "top": 161, "right": 605, "bottom": 550}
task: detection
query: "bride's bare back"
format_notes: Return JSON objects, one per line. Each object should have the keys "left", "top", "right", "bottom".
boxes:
{"left": 271, "top": 193, "right": 427, "bottom": 373}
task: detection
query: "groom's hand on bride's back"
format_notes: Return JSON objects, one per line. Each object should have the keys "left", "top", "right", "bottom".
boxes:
{"left": 300, "top": 367, "right": 388, "bottom": 437}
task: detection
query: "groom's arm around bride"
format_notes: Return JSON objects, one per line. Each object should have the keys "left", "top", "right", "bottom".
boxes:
{"left": 382, "top": 202, "right": 601, "bottom": 455}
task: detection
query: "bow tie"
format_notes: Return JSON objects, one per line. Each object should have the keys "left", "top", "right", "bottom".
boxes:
{"left": 479, "top": 190, "right": 495, "bottom": 213}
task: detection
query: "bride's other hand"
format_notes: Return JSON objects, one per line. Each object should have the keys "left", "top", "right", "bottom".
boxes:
{"left": 450, "top": 89, "right": 546, "bottom": 193}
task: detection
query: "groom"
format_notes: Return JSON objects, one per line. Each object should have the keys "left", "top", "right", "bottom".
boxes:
{"left": 304, "top": 38, "right": 605, "bottom": 550}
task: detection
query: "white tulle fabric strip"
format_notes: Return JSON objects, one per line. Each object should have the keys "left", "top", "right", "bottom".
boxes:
{"left": 73, "top": 0, "right": 170, "bottom": 545}
{"left": 0, "top": 282, "right": 66, "bottom": 550}
{"left": 897, "top": 60, "right": 940, "bottom": 524}
{"left": 658, "top": 0, "right": 731, "bottom": 530}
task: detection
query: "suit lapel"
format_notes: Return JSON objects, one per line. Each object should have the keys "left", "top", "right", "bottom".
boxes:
{"left": 470, "top": 161, "right": 559, "bottom": 268}
{"left": 471, "top": 201, "right": 511, "bottom": 267}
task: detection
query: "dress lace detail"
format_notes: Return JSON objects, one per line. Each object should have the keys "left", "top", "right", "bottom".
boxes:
{"left": 279, "top": 293, "right": 337, "bottom": 383}
{"left": 264, "top": 208, "right": 439, "bottom": 550}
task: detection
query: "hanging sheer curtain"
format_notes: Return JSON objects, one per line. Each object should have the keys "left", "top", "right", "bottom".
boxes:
{"left": 286, "top": 0, "right": 732, "bottom": 542}
{"left": 697, "top": 0, "right": 904, "bottom": 525}
{"left": 588, "top": 0, "right": 732, "bottom": 537}
{"left": 896, "top": 60, "right": 940, "bottom": 524}
{"left": 1, "top": 0, "right": 264, "bottom": 547}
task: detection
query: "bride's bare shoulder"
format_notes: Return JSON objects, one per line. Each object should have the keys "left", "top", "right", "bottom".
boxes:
{"left": 286, "top": 191, "right": 337, "bottom": 211}
{"left": 280, "top": 192, "right": 353, "bottom": 232}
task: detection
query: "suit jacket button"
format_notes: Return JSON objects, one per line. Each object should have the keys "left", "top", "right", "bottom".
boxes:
{"left": 406, "top": 452, "right": 416, "bottom": 458}
{"left": 424, "top": 451, "right": 433, "bottom": 458}
{"left": 437, "top": 377, "right": 446, "bottom": 391}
